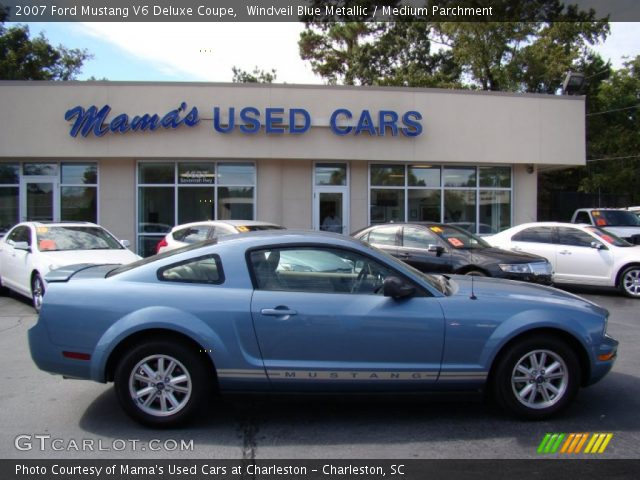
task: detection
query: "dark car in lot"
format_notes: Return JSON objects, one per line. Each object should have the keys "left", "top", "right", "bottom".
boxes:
{"left": 353, "top": 223, "right": 553, "bottom": 284}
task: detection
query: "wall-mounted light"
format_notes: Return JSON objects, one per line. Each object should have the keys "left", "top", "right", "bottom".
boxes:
{"left": 562, "top": 72, "right": 585, "bottom": 95}
{"left": 526, "top": 164, "right": 535, "bottom": 174}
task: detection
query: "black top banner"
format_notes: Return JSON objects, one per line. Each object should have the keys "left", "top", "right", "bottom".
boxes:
{"left": 1, "top": 0, "right": 640, "bottom": 22}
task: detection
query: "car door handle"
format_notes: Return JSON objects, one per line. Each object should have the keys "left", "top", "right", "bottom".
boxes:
{"left": 511, "top": 246, "right": 522, "bottom": 252}
{"left": 397, "top": 253, "right": 410, "bottom": 259}
{"left": 261, "top": 307, "right": 298, "bottom": 318}
{"left": 559, "top": 250, "right": 572, "bottom": 255}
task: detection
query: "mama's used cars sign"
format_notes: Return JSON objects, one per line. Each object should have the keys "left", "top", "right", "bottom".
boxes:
{"left": 65, "top": 103, "right": 423, "bottom": 138}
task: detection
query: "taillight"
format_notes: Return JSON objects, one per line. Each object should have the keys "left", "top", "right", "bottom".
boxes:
{"left": 156, "top": 237, "right": 168, "bottom": 253}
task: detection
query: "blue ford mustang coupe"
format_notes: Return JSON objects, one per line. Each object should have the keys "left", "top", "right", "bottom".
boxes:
{"left": 29, "top": 231, "right": 618, "bottom": 427}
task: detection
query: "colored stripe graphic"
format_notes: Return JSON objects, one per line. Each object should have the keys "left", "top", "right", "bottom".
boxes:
{"left": 538, "top": 433, "right": 613, "bottom": 454}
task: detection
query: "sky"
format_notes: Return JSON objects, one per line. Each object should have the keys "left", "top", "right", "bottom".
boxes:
{"left": 15, "top": 21, "right": 640, "bottom": 84}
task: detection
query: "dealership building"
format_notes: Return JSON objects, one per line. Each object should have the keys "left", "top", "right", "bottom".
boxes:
{"left": 0, "top": 81, "right": 585, "bottom": 256}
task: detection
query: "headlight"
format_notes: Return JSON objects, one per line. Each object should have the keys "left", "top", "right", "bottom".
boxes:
{"left": 500, "top": 262, "right": 553, "bottom": 275}
{"left": 499, "top": 263, "right": 533, "bottom": 274}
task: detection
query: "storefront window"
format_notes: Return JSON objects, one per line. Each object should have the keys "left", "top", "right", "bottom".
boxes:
{"left": 408, "top": 165, "right": 440, "bottom": 187}
{"left": 178, "top": 187, "right": 214, "bottom": 224}
{"left": 139, "top": 163, "right": 175, "bottom": 184}
{"left": 60, "top": 163, "right": 98, "bottom": 222}
{"left": 23, "top": 163, "right": 58, "bottom": 176}
{"left": 479, "top": 166, "right": 511, "bottom": 188}
{"left": 0, "top": 164, "right": 19, "bottom": 184}
{"left": 479, "top": 190, "right": 511, "bottom": 233}
{"left": 408, "top": 190, "right": 441, "bottom": 222}
{"left": 443, "top": 167, "right": 476, "bottom": 187}
{"left": 371, "top": 165, "right": 404, "bottom": 186}
{"left": 61, "top": 187, "right": 97, "bottom": 222}
{"left": 371, "top": 189, "right": 404, "bottom": 223}
{"left": 369, "top": 164, "right": 511, "bottom": 233}
{"left": 137, "top": 161, "right": 256, "bottom": 256}
{"left": 444, "top": 190, "right": 476, "bottom": 224}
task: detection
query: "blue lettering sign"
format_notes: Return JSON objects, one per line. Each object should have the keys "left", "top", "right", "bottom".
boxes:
{"left": 330, "top": 109, "right": 353, "bottom": 136}
{"left": 65, "top": 102, "right": 200, "bottom": 137}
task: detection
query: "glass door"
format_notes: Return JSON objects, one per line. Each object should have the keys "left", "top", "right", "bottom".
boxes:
{"left": 313, "top": 163, "right": 349, "bottom": 234}
{"left": 21, "top": 177, "right": 59, "bottom": 222}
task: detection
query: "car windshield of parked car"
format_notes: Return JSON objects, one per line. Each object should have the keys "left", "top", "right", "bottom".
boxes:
{"left": 585, "top": 226, "right": 632, "bottom": 247}
{"left": 592, "top": 210, "right": 640, "bottom": 227}
{"left": 428, "top": 225, "right": 490, "bottom": 249}
{"left": 35, "top": 226, "right": 123, "bottom": 252}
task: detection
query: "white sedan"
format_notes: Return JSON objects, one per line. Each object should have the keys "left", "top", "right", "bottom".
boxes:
{"left": 0, "top": 222, "right": 140, "bottom": 311}
{"left": 485, "top": 222, "right": 640, "bottom": 298}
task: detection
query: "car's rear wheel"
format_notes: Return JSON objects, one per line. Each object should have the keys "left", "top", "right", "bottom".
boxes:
{"left": 619, "top": 266, "right": 640, "bottom": 298}
{"left": 31, "top": 273, "right": 45, "bottom": 313}
{"left": 114, "top": 340, "right": 209, "bottom": 427}
{"left": 492, "top": 335, "right": 580, "bottom": 419}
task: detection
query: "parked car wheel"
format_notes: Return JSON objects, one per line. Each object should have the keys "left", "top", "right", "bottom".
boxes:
{"left": 114, "top": 340, "right": 209, "bottom": 427}
{"left": 31, "top": 273, "right": 45, "bottom": 313}
{"left": 619, "top": 265, "right": 640, "bottom": 298}
{"left": 492, "top": 335, "right": 580, "bottom": 419}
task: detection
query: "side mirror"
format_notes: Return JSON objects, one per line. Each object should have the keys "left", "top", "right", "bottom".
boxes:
{"left": 120, "top": 239, "right": 131, "bottom": 248}
{"left": 13, "top": 241, "right": 31, "bottom": 252}
{"left": 427, "top": 244, "right": 444, "bottom": 256}
{"left": 590, "top": 241, "right": 606, "bottom": 250}
{"left": 383, "top": 276, "right": 416, "bottom": 300}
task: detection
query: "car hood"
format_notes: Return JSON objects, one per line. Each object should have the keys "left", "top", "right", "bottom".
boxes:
{"left": 467, "top": 247, "right": 546, "bottom": 264}
{"left": 447, "top": 275, "right": 608, "bottom": 316}
{"left": 39, "top": 249, "right": 140, "bottom": 267}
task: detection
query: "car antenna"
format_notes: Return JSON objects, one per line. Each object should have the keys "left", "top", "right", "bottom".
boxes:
{"left": 470, "top": 276, "right": 478, "bottom": 300}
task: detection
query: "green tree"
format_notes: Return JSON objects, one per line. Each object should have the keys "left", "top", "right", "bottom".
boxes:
{"left": 580, "top": 56, "right": 640, "bottom": 202}
{"left": 231, "top": 66, "right": 277, "bottom": 83}
{"left": 0, "top": 22, "right": 91, "bottom": 80}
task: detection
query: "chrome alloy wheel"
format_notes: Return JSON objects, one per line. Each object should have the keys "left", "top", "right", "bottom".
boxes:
{"left": 32, "top": 275, "right": 44, "bottom": 312}
{"left": 511, "top": 349, "right": 568, "bottom": 410}
{"left": 128, "top": 354, "right": 192, "bottom": 417}
{"left": 622, "top": 267, "right": 640, "bottom": 297}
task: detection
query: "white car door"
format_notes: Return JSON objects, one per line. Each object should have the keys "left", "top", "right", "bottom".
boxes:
{"left": 554, "top": 226, "right": 614, "bottom": 286}
{"left": 1, "top": 225, "right": 34, "bottom": 294}
{"left": 499, "top": 226, "right": 558, "bottom": 270}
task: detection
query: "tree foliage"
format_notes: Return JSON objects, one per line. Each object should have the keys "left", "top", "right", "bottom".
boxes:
{"left": 231, "top": 66, "right": 277, "bottom": 83}
{"left": 0, "top": 22, "right": 91, "bottom": 80}
{"left": 299, "top": 0, "right": 609, "bottom": 92}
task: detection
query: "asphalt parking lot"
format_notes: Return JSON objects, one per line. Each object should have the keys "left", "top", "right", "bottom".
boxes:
{"left": 0, "top": 286, "right": 638, "bottom": 460}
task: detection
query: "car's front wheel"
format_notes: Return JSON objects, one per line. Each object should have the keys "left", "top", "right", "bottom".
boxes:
{"left": 31, "top": 273, "right": 45, "bottom": 313}
{"left": 114, "top": 340, "right": 210, "bottom": 427}
{"left": 492, "top": 335, "right": 580, "bottom": 419}
{"left": 619, "top": 265, "right": 640, "bottom": 298}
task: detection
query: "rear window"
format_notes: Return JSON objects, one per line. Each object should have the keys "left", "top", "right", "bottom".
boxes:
{"left": 512, "top": 227, "right": 554, "bottom": 244}
{"left": 236, "top": 224, "right": 285, "bottom": 232}
{"left": 367, "top": 226, "right": 398, "bottom": 246}
{"left": 158, "top": 255, "right": 224, "bottom": 284}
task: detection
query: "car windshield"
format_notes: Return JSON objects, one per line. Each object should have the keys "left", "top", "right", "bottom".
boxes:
{"left": 585, "top": 226, "right": 632, "bottom": 247}
{"left": 428, "top": 225, "right": 490, "bottom": 249}
{"left": 591, "top": 210, "right": 640, "bottom": 227}
{"left": 35, "top": 226, "right": 123, "bottom": 252}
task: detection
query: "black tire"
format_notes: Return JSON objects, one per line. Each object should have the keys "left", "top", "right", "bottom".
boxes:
{"left": 618, "top": 265, "right": 640, "bottom": 298}
{"left": 491, "top": 335, "right": 580, "bottom": 420}
{"left": 114, "top": 340, "right": 210, "bottom": 427}
{"left": 31, "top": 273, "right": 45, "bottom": 313}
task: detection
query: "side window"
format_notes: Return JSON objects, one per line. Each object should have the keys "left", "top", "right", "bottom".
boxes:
{"left": 512, "top": 227, "right": 554, "bottom": 244}
{"left": 249, "top": 247, "right": 397, "bottom": 295}
{"left": 574, "top": 212, "right": 591, "bottom": 224}
{"left": 402, "top": 227, "right": 438, "bottom": 249}
{"left": 557, "top": 227, "right": 594, "bottom": 248}
{"left": 158, "top": 255, "right": 224, "bottom": 284}
{"left": 8, "top": 226, "right": 31, "bottom": 245}
{"left": 368, "top": 226, "right": 399, "bottom": 246}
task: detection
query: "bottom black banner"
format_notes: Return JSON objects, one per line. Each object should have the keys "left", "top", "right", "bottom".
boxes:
{"left": 4, "top": 459, "right": 639, "bottom": 480}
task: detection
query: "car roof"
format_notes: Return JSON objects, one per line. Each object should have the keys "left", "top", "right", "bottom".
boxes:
{"left": 171, "top": 220, "right": 282, "bottom": 230}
